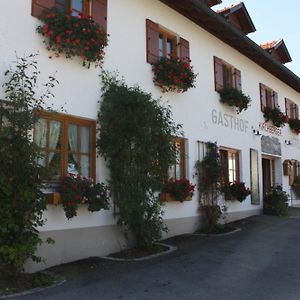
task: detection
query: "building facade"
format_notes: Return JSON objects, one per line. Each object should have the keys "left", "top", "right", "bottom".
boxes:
{"left": 1, "top": 0, "right": 300, "bottom": 271}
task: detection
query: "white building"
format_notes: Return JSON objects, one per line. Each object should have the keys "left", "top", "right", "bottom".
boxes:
{"left": 1, "top": 0, "right": 300, "bottom": 271}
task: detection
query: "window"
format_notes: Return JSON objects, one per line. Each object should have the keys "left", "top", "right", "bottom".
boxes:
{"left": 168, "top": 137, "right": 187, "bottom": 180}
{"left": 214, "top": 56, "right": 241, "bottom": 92}
{"left": 259, "top": 83, "right": 278, "bottom": 112}
{"left": 31, "top": 0, "right": 107, "bottom": 31}
{"left": 146, "top": 19, "right": 190, "bottom": 64}
{"left": 220, "top": 148, "right": 240, "bottom": 184}
{"left": 159, "top": 30, "right": 177, "bottom": 59}
{"left": 285, "top": 98, "right": 299, "bottom": 119}
{"left": 34, "top": 111, "right": 96, "bottom": 180}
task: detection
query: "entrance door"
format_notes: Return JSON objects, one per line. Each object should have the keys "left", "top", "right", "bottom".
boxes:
{"left": 262, "top": 158, "right": 275, "bottom": 197}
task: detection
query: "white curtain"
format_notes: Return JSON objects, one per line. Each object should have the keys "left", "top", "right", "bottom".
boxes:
{"left": 48, "top": 121, "right": 61, "bottom": 164}
{"left": 68, "top": 124, "right": 79, "bottom": 174}
{"left": 34, "top": 119, "right": 48, "bottom": 166}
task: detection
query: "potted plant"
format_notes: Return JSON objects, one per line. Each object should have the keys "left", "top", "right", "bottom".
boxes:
{"left": 288, "top": 118, "right": 300, "bottom": 134}
{"left": 162, "top": 178, "right": 195, "bottom": 202}
{"left": 219, "top": 86, "right": 251, "bottom": 113}
{"left": 292, "top": 176, "right": 300, "bottom": 198}
{"left": 36, "top": 7, "right": 108, "bottom": 68}
{"left": 263, "top": 185, "right": 288, "bottom": 216}
{"left": 221, "top": 181, "right": 251, "bottom": 202}
{"left": 61, "top": 173, "right": 109, "bottom": 219}
{"left": 152, "top": 57, "right": 197, "bottom": 93}
{"left": 263, "top": 106, "right": 287, "bottom": 128}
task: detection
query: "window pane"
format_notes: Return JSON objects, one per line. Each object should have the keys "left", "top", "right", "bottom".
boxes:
{"left": 49, "top": 152, "right": 61, "bottom": 179}
{"left": 71, "top": 0, "right": 83, "bottom": 15}
{"left": 37, "top": 151, "right": 47, "bottom": 167}
{"left": 80, "top": 155, "right": 90, "bottom": 177}
{"left": 68, "top": 153, "right": 79, "bottom": 175}
{"left": 49, "top": 121, "right": 61, "bottom": 150}
{"left": 34, "top": 119, "right": 48, "bottom": 148}
{"left": 68, "top": 124, "right": 78, "bottom": 152}
{"left": 167, "top": 38, "right": 173, "bottom": 58}
{"left": 55, "top": 0, "right": 67, "bottom": 12}
{"left": 80, "top": 126, "right": 90, "bottom": 153}
{"left": 159, "top": 34, "right": 164, "bottom": 58}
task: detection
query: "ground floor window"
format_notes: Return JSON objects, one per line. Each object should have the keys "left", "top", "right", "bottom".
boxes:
{"left": 168, "top": 137, "right": 187, "bottom": 180}
{"left": 34, "top": 111, "right": 96, "bottom": 180}
{"left": 220, "top": 147, "right": 240, "bottom": 184}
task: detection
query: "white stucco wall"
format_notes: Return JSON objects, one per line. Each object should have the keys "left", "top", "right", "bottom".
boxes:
{"left": 1, "top": 0, "right": 300, "bottom": 235}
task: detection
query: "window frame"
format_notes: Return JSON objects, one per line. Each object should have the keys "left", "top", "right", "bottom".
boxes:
{"left": 285, "top": 98, "right": 299, "bottom": 119}
{"left": 55, "top": 0, "right": 90, "bottom": 16}
{"left": 34, "top": 110, "right": 96, "bottom": 180}
{"left": 168, "top": 136, "right": 187, "bottom": 180}
{"left": 219, "top": 147, "right": 240, "bottom": 185}
{"left": 158, "top": 27, "right": 178, "bottom": 59}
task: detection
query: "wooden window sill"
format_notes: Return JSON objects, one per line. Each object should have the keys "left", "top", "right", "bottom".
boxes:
{"left": 160, "top": 192, "right": 192, "bottom": 202}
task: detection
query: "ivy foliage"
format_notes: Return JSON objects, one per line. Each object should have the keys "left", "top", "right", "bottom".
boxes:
{"left": 0, "top": 55, "right": 57, "bottom": 278}
{"left": 97, "top": 73, "right": 181, "bottom": 249}
{"left": 195, "top": 142, "right": 222, "bottom": 232}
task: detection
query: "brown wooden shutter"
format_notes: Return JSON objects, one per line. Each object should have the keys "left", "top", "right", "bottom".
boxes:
{"left": 259, "top": 83, "right": 267, "bottom": 112}
{"left": 234, "top": 68, "right": 242, "bottom": 91}
{"left": 32, "top": 0, "right": 55, "bottom": 18}
{"left": 214, "top": 56, "right": 224, "bottom": 92}
{"left": 285, "top": 98, "right": 290, "bottom": 117}
{"left": 179, "top": 37, "right": 190, "bottom": 63}
{"left": 295, "top": 104, "right": 299, "bottom": 119}
{"left": 91, "top": 0, "right": 107, "bottom": 32}
{"left": 146, "top": 19, "right": 159, "bottom": 64}
{"left": 273, "top": 91, "right": 278, "bottom": 108}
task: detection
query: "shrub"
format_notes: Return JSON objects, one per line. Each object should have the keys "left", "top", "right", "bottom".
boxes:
{"left": 288, "top": 118, "right": 300, "bottom": 134}
{"left": 162, "top": 178, "right": 195, "bottom": 202}
{"left": 61, "top": 173, "right": 109, "bottom": 219}
{"left": 263, "top": 186, "right": 289, "bottom": 216}
{"left": 263, "top": 106, "right": 287, "bottom": 128}
{"left": 36, "top": 7, "right": 108, "bottom": 68}
{"left": 97, "top": 72, "right": 181, "bottom": 249}
{"left": 0, "top": 55, "right": 57, "bottom": 278}
{"left": 221, "top": 181, "right": 251, "bottom": 202}
{"left": 152, "top": 57, "right": 197, "bottom": 93}
{"left": 219, "top": 86, "right": 251, "bottom": 113}
{"left": 292, "top": 176, "right": 300, "bottom": 198}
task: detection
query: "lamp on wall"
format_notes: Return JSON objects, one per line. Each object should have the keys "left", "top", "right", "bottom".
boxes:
{"left": 285, "top": 140, "right": 292, "bottom": 145}
{"left": 252, "top": 129, "right": 261, "bottom": 136}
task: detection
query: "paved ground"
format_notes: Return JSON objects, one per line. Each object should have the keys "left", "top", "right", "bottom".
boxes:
{"left": 12, "top": 211, "right": 300, "bottom": 300}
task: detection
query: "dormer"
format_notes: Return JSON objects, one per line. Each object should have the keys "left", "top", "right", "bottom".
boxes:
{"left": 260, "top": 39, "right": 292, "bottom": 64}
{"left": 204, "top": 0, "right": 222, "bottom": 7}
{"left": 217, "top": 2, "right": 256, "bottom": 35}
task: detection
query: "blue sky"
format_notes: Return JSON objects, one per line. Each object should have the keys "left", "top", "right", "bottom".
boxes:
{"left": 213, "top": 1, "right": 299, "bottom": 77}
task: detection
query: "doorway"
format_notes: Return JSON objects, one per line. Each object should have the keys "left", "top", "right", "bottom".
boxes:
{"left": 262, "top": 157, "right": 275, "bottom": 197}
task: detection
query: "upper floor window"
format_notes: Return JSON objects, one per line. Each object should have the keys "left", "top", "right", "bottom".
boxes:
{"left": 168, "top": 137, "right": 187, "bottom": 180}
{"left": 34, "top": 111, "right": 96, "bottom": 181}
{"left": 259, "top": 83, "right": 278, "bottom": 112}
{"left": 285, "top": 98, "right": 299, "bottom": 119}
{"left": 146, "top": 19, "right": 190, "bottom": 64}
{"left": 32, "top": 0, "right": 107, "bottom": 31}
{"left": 220, "top": 148, "right": 240, "bottom": 184}
{"left": 214, "top": 56, "right": 241, "bottom": 92}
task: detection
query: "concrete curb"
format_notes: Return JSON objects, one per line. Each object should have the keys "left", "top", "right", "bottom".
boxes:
{"left": 101, "top": 243, "right": 177, "bottom": 262}
{"left": 190, "top": 227, "right": 241, "bottom": 237}
{"left": 0, "top": 273, "right": 66, "bottom": 299}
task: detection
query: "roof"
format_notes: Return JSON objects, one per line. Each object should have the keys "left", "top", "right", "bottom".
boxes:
{"left": 217, "top": 2, "right": 256, "bottom": 34}
{"left": 203, "top": 0, "right": 222, "bottom": 7}
{"left": 158, "top": 0, "right": 300, "bottom": 93}
{"left": 260, "top": 39, "right": 292, "bottom": 64}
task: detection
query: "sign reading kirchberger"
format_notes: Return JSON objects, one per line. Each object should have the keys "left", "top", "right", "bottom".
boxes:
{"left": 212, "top": 109, "right": 249, "bottom": 133}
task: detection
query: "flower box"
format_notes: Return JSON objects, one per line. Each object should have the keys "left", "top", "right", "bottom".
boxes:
{"left": 160, "top": 192, "right": 192, "bottom": 202}
{"left": 47, "top": 192, "right": 62, "bottom": 205}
